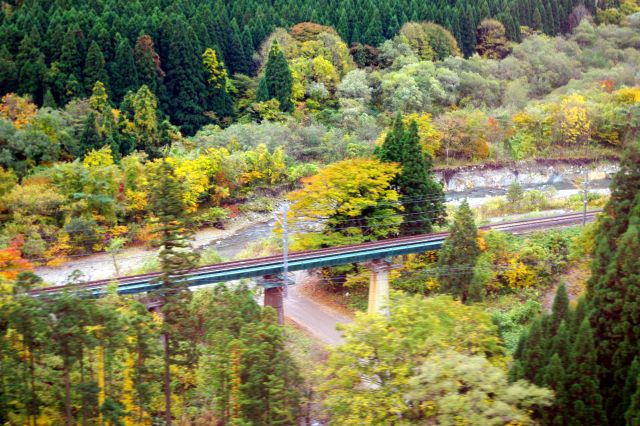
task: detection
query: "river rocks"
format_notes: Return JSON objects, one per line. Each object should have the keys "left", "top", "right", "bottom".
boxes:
{"left": 437, "top": 160, "right": 620, "bottom": 192}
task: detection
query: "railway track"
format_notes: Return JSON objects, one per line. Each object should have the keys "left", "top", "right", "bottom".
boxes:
{"left": 30, "top": 210, "right": 601, "bottom": 296}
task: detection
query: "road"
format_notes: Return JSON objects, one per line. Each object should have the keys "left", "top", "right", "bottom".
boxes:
{"left": 284, "top": 272, "right": 351, "bottom": 346}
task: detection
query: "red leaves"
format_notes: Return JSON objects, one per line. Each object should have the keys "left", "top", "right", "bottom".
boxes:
{"left": 0, "top": 236, "right": 33, "bottom": 280}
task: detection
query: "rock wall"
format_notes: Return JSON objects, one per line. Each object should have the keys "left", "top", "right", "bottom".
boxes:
{"left": 436, "top": 160, "right": 620, "bottom": 192}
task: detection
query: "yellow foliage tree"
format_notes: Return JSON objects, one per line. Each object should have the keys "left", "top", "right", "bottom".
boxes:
{"left": 288, "top": 158, "right": 401, "bottom": 249}
{"left": 0, "top": 93, "right": 37, "bottom": 129}
{"left": 557, "top": 94, "right": 591, "bottom": 145}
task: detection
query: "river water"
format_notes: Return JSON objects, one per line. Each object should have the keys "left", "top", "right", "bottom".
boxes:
{"left": 34, "top": 172, "right": 612, "bottom": 285}
{"left": 206, "top": 177, "right": 612, "bottom": 259}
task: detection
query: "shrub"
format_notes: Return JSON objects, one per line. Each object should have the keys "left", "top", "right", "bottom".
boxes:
{"left": 237, "top": 196, "right": 276, "bottom": 214}
{"left": 195, "top": 207, "right": 230, "bottom": 228}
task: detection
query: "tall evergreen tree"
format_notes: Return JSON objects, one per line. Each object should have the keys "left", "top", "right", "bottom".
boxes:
{"left": 84, "top": 41, "right": 109, "bottom": 93}
{"left": 567, "top": 319, "right": 607, "bottom": 425}
{"left": 227, "top": 19, "right": 250, "bottom": 75}
{"left": 519, "top": 316, "right": 547, "bottom": 385}
{"left": 202, "top": 47, "right": 234, "bottom": 123}
{"left": 542, "top": 353, "right": 567, "bottom": 425}
{"left": 460, "top": 5, "right": 477, "bottom": 57}
{"left": 437, "top": 200, "right": 480, "bottom": 303}
{"left": 133, "top": 35, "right": 163, "bottom": 95}
{"left": 110, "top": 35, "right": 138, "bottom": 101}
{"left": 0, "top": 45, "right": 17, "bottom": 93}
{"left": 627, "top": 373, "right": 640, "bottom": 426}
{"left": 257, "top": 41, "right": 293, "bottom": 112}
{"left": 161, "top": 17, "right": 209, "bottom": 135}
{"left": 149, "top": 159, "right": 198, "bottom": 426}
{"left": 59, "top": 27, "right": 83, "bottom": 82}
{"left": 375, "top": 112, "right": 406, "bottom": 164}
{"left": 550, "top": 282, "right": 571, "bottom": 334}
{"left": 42, "top": 88, "right": 56, "bottom": 108}
{"left": 623, "top": 358, "right": 640, "bottom": 425}
{"left": 588, "top": 141, "right": 640, "bottom": 424}
{"left": 79, "top": 112, "right": 102, "bottom": 156}
{"left": 15, "top": 34, "right": 46, "bottom": 102}
{"left": 397, "top": 120, "right": 446, "bottom": 235}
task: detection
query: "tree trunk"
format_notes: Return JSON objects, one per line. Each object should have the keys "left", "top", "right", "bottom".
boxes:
{"left": 80, "top": 351, "right": 88, "bottom": 426}
{"left": 29, "top": 351, "right": 37, "bottom": 426}
{"left": 163, "top": 332, "right": 172, "bottom": 426}
{"left": 63, "top": 359, "right": 72, "bottom": 426}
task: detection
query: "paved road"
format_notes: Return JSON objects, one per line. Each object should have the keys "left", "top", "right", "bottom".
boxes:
{"left": 283, "top": 272, "right": 352, "bottom": 346}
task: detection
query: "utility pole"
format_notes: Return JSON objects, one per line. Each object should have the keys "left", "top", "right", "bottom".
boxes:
{"left": 583, "top": 168, "right": 589, "bottom": 226}
{"left": 281, "top": 202, "right": 290, "bottom": 298}
{"left": 264, "top": 202, "right": 291, "bottom": 325}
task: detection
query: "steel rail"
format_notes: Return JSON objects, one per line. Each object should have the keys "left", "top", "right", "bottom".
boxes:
{"left": 30, "top": 210, "right": 601, "bottom": 296}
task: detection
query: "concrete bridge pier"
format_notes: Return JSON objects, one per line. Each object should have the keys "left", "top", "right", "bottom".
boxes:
{"left": 368, "top": 258, "right": 394, "bottom": 316}
{"left": 264, "top": 286, "right": 285, "bottom": 325}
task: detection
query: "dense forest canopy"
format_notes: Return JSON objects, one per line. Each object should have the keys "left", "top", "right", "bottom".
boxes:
{"left": 0, "top": 0, "right": 617, "bottom": 133}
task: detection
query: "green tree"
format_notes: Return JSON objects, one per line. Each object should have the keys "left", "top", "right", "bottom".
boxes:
{"left": 202, "top": 47, "right": 234, "bottom": 122}
{"left": 148, "top": 159, "right": 198, "bottom": 426}
{"left": 79, "top": 112, "right": 102, "bottom": 156}
{"left": 550, "top": 282, "right": 571, "bottom": 334}
{"left": 319, "top": 293, "right": 543, "bottom": 424}
{"left": 59, "top": 27, "right": 84, "bottom": 94}
{"left": 257, "top": 41, "right": 293, "bottom": 112}
{"left": 375, "top": 112, "right": 405, "bottom": 164}
{"left": 42, "top": 88, "right": 56, "bottom": 108}
{"left": 567, "top": 319, "right": 606, "bottom": 425}
{"left": 0, "top": 45, "right": 17, "bottom": 93}
{"left": 133, "top": 35, "right": 163, "bottom": 94}
{"left": 627, "top": 373, "right": 640, "bottom": 426}
{"left": 84, "top": 41, "right": 108, "bottom": 94}
{"left": 16, "top": 35, "right": 46, "bottom": 102}
{"left": 542, "top": 353, "right": 567, "bottom": 425}
{"left": 110, "top": 35, "right": 139, "bottom": 101}
{"left": 437, "top": 200, "right": 480, "bottom": 303}
{"left": 161, "top": 17, "right": 209, "bottom": 135}
{"left": 397, "top": 120, "right": 446, "bottom": 235}
{"left": 475, "top": 19, "right": 510, "bottom": 59}
{"left": 588, "top": 141, "right": 640, "bottom": 423}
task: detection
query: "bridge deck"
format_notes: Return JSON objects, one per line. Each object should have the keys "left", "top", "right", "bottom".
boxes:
{"left": 30, "top": 210, "right": 599, "bottom": 297}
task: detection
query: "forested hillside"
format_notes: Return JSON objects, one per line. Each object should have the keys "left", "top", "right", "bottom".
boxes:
{"left": 0, "top": 0, "right": 624, "bottom": 133}
{"left": 1, "top": 0, "right": 640, "bottom": 424}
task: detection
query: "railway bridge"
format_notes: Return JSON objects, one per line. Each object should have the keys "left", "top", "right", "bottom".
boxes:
{"left": 31, "top": 211, "right": 599, "bottom": 323}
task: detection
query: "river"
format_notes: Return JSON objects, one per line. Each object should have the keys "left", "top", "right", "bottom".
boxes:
{"left": 34, "top": 168, "right": 613, "bottom": 285}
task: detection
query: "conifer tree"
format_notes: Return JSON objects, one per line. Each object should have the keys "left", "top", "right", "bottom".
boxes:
{"left": 627, "top": 375, "right": 640, "bottom": 426}
{"left": 549, "top": 320, "right": 570, "bottom": 366}
{"left": 542, "top": 353, "right": 566, "bottom": 425}
{"left": 16, "top": 35, "right": 46, "bottom": 102}
{"left": 84, "top": 41, "right": 108, "bottom": 93}
{"left": 202, "top": 47, "right": 234, "bottom": 122}
{"left": 80, "top": 112, "right": 102, "bottom": 156}
{"left": 42, "top": 88, "right": 56, "bottom": 108}
{"left": 623, "top": 358, "right": 640, "bottom": 424}
{"left": 258, "top": 41, "right": 293, "bottom": 112}
{"left": 161, "top": 17, "right": 209, "bottom": 134}
{"left": 227, "top": 19, "right": 249, "bottom": 74}
{"left": 376, "top": 112, "right": 405, "bottom": 164}
{"left": 550, "top": 282, "right": 570, "bottom": 334}
{"left": 519, "top": 316, "right": 547, "bottom": 385}
{"left": 0, "top": 45, "right": 17, "bottom": 93}
{"left": 59, "top": 27, "right": 83, "bottom": 83}
{"left": 588, "top": 141, "right": 640, "bottom": 423}
{"left": 110, "top": 35, "right": 138, "bottom": 101}
{"left": 567, "top": 319, "right": 606, "bottom": 425}
{"left": 148, "top": 159, "right": 198, "bottom": 426}
{"left": 398, "top": 120, "right": 446, "bottom": 235}
{"left": 133, "top": 35, "right": 163, "bottom": 95}
{"left": 437, "top": 200, "right": 479, "bottom": 303}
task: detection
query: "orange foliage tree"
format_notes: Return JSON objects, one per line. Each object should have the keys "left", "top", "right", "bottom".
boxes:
{"left": 0, "top": 93, "right": 37, "bottom": 129}
{"left": 0, "top": 237, "right": 33, "bottom": 280}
